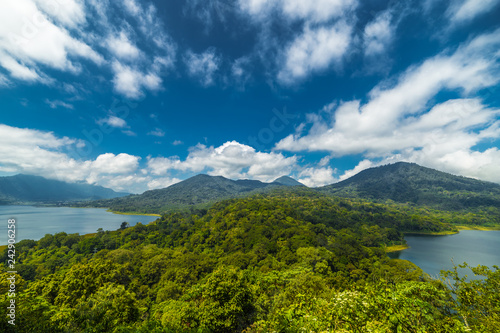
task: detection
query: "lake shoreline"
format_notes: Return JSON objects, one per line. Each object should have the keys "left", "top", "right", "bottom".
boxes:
{"left": 385, "top": 244, "right": 410, "bottom": 252}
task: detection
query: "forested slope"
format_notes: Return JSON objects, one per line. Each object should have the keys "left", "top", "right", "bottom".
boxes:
{"left": 2, "top": 191, "right": 497, "bottom": 332}
{"left": 319, "top": 162, "right": 500, "bottom": 211}
{"left": 81, "top": 174, "right": 301, "bottom": 214}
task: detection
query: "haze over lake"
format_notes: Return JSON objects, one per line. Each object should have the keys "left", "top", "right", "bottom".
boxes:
{"left": 388, "top": 230, "right": 500, "bottom": 278}
{"left": 0, "top": 205, "right": 158, "bottom": 244}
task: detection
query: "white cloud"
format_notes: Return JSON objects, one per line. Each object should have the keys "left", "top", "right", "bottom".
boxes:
{"left": 90, "top": 153, "right": 140, "bottom": 174}
{"left": 45, "top": 99, "right": 74, "bottom": 110}
{"left": 238, "top": 0, "right": 358, "bottom": 85}
{"left": 364, "top": 10, "right": 394, "bottom": 56}
{"left": 281, "top": 0, "right": 358, "bottom": 22}
{"left": 239, "top": 0, "right": 357, "bottom": 22}
{"left": 111, "top": 61, "right": 162, "bottom": 99}
{"left": 0, "top": 52, "right": 42, "bottom": 82}
{"left": 0, "top": 124, "right": 149, "bottom": 191}
{"left": 447, "top": 0, "right": 500, "bottom": 23}
{"left": 107, "top": 31, "right": 141, "bottom": 60}
{"left": 0, "top": 73, "right": 10, "bottom": 86}
{"left": 0, "top": 0, "right": 104, "bottom": 80}
{"left": 148, "top": 128, "right": 165, "bottom": 137}
{"left": 278, "top": 21, "right": 352, "bottom": 83}
{"left": 173, "top": 140, "right": 183, "bottom": 146}
{"left": 184, "top": 48, "right": 221, "bottom": 87}
{"left": 276, "top": 29, "right": 500, "bottom": 183}
{"left": 97, "top": 115, "right": 127, "bottom": 128}
{"left": 147, "top": 177, "right": 181, "bottom": 190}
{"left": 0, "top": 0, "right": 175, "bottom": 99}
{"left": 298, "top": 166, "right": 336, "bottom": 187}
{"left": 148, "top": 141, "right": 298, "bottom": 182}
{"left": 33, "top": 0, "right": 86, "bottom": 29}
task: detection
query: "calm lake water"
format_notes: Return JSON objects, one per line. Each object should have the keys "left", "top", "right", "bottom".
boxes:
{"left": 0, "top": 205, "right": 159, "bottom": 244}
{"left": 388, "top": 230, "right": 500, "bottom": 279}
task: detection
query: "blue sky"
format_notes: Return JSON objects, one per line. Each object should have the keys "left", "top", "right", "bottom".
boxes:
{"left": 0, "top": 0, "right": 499, "bottom": 193}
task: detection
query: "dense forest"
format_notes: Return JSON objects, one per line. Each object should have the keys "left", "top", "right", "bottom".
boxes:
{"left": 2, "top": 191, "right": 498, "bottom": 332}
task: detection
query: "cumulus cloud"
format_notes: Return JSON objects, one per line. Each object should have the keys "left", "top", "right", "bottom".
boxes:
{"left": 276, "top": 29, "right": 500, "bottom": 183}
{"left": 184, "top": 48, "right": 221, "bottom": 87}
{"left": 0, "top": 124, "right": 148, "bottom": 191}
{"left": 298, "top": 166, "right": 336, "bottom": 187}
{"left": 0, "top": 124, "right": 306, "bottom": 192}
{"left": 148, "top": 141, "right": 298, "bottom": 182}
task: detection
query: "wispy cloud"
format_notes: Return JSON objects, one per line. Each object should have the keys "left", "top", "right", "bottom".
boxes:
{"left": 107, "top": 31, "right": 141, "bottom": 60}
{"left": 97, "top": 115, "right": 128, "bottom": 128}
{"left": 278, "top": 21, "right": 352, "bottom": 84}
{"left": 447, "top": 0, "right": 500, "bottom": 24}
{"left": 0, "top": 0, "right": 176, "bottom": 99}
{"left": 148, "top": 128, "right": 165, "bottom": 137}
{"left": 111, "top": 61, "right": 162, "bottom": 99}
{"left": 45, "top": 99, "right": 74, "bottom": 110}
{"left": 363, "top": 10, "right": 394, "bottom": 57}
{"left": 184, "top": 48, "right": 221, "bottom": 87}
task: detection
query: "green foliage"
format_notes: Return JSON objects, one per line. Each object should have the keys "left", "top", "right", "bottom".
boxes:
{"left": 2, "top": 192, "right": 497, "bottom": 332}
{"left": 442, "top": 263, "right": 500, "bottom": 332}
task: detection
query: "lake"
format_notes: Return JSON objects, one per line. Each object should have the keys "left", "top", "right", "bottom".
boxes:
{"left": 0, "top": 205, "right": 159, "bottom": 244}
{"left": 388, "top": 230, "right": 500, "bottom": 279}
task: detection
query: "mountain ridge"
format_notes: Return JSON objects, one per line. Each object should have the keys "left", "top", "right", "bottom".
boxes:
{"left": 83, "top": 174, "right": 304, "bottom": 213}
{"left": 0, "top": 174, "right": 129, "bottom": 204}
{"left": 318, "top": 162, "right": 500, "bottom": 211}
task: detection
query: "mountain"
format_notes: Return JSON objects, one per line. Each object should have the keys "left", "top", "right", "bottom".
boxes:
{"left": 0, "top": 174, "right": 129, "bottom": 204}
{"left": 272, "top": 176, "right": 305, "bottom": 186}
{"left": 318, "top": 162, "right": 500, "bottom": 211}
{"left": 86, "top": 174, "right": 304, "bottom": 214}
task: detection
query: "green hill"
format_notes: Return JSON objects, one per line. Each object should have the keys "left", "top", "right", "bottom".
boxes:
{"left": 318, "top": 162, "right": 500, "bottom": 212}
{"left": 0, "top": 174, "right": 129, "bottom": 204}
{"left": 84, "top": 174, "right": 303, "bottom": 214}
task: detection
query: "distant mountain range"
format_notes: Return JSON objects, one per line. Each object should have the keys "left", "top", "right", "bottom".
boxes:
{"left": 3, "top": 163, "right": 500, "bottom": 215}
{"left": 0, "top": 174, "right": 129, "bottom": 204}
{"left": 84, "top": 174, "right": 305, "bottom": 213}
{"left": 318, "top": 162, "right": 500, "bottom": 211}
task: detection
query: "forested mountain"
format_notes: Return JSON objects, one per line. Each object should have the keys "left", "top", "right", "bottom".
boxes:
{"left": 318, "top": 162, "right": 500, "bottom": 211}
{"left": 0, "top": 174, "right": 128, "bottom": 204}
{"left": 2, "top": 191, "right": 496, "bottom": 332}
{"left": 84, "top": 174, "right": 304, "bottom": 214}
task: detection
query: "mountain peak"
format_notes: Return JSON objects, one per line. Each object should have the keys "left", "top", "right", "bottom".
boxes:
{"left": 318, "top": 162, "right": 500, "bottom": 210}
{"left": 272, "top": 176, "right": 304, "bottom": 186}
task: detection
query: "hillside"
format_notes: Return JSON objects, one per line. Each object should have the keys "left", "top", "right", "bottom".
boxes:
{"left": 0, "top": 174, "right": 129, "bottom": 204}
{"left": 84, "top": 174, "right": 304, "bottom": 214}
{"left": 318, "top": 162, "right": 500, "bottom": 212}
